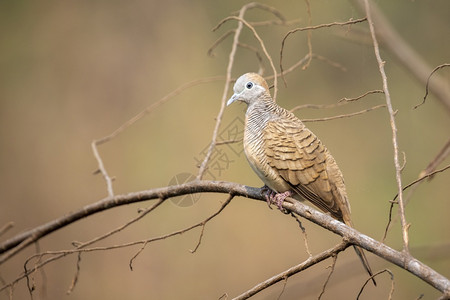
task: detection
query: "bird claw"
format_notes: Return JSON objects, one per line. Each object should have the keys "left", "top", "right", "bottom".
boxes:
{"left": 260, "top": 185, "right": 275, "bottom": 209}
{"left": 273, "top": 191, "right": 292, "bottom": 213}
{"left": 260, "top": 185, "right": 291, "bottom": 213}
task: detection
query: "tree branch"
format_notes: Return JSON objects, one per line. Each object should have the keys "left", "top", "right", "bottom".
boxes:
{"left": 363, "top": 0, "right": 410, "bottom": 253}
{"left": 350, "top": 0, "right": 450, "bottom": 112}
{"left": 1, "top": 180, "right": 449, "bottom": 294}
{"left": 232, "top": 241, "right": 349, "bottom": 300}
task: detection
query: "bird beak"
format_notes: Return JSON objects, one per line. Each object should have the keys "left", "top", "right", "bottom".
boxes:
{"left": 227, "top": 93, "right": 239, "bottom": 106}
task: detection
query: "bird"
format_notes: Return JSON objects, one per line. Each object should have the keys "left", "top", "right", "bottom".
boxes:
{"left": 227, "top": 72, "right": 376, "bottom": 285}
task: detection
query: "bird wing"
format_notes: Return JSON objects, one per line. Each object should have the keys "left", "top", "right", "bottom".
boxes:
{"left": 263, "top": 117, "right": 345, "bottom": 220}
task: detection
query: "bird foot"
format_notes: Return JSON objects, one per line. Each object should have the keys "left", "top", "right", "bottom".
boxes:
{"left": 260, "top": 185, "right": 275, "bottom": 209}
{"left": 261, "top": 185, "right": 291, "bottom": 213}
{"left": 273, "top": 191, "right": 292, "bottom": 213}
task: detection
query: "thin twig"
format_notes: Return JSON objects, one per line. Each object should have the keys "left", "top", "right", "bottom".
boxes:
{"left": 249, "top": 18, "right": 301, "bottom": 27}
{"left": 214, "top": 15, "right": 278, "bottom": 100}
{"left": 237, "top": 42, "right": 265, "bottom": 74}
{"left": 66, "top": 253, "right": 81, "bottom": 294}
{"left": 199, "top": 4, "right": 281, "bottom": 179}
{"left": 232, "top": 241, "right": 349, "bottom": 300}
{"left": 414, "top": 63, "right": 450, "bottom": 109}
{"left": 216, "top": 139, "right": 241, "bottom": 146}
{"left": 208, "top": 30, "right": 236, "bottom": 57}
{"left": 383, "top": 163, "right": 450, "bottom": 242}
{"left": 91, "top": 141, "right": 114, "bottom": 197}
{"left": 96, "top": 76, "right": 224, "bottom": 146}
{"left": 280, "top": 17, "right": 367, "bottom": 85}
{"left": 357, "top": 269, "right": 395, "bottom": 300}
{"left": 318, "top": 254, "right": 338, "bottom": 300}
{"left": 0, "top": 222, "right": 14, "bottom": 237}
{"left": 198, "top": 4, "right": 250, "bottom": 180}
{"left": 91, "top": 76, "right": 224, "bottom": 195}
{"left": 290, "top": 89, "right": 383, "bottom": 113}
{"left": 301, "top": 104, "right": 385, "bottom": 122}
{"left": 302, "top": 0, "right": 313, "bottom": 72}
{"left": 9, "top": 195, "right": 233, "bottom": 294}
{"left": 392, "top": 164, "right": 450, "bottom": 203}
{"left": 75, "top": 198, "right": 165, "bottom": 249}
{"left": 189, "top": 223, "right": 206, "bottom": 254}
{"left": 419, "top": 138, "right": 450, "bottom": 178}
{"left": 364, "top": 0, "right": 409, "bottom": 253}
{"left": 276, "top": 276, "right": 288, "bottom": 300}
{"left": 290, "top": 213, "right": 312, "bottom": 257}
{"left": 339, "top": 89, "right": 384, "bottom": 103}
{"left": 129, "top": 241, "right": 148, "bottom": 271}
{"left": 350, "top": 0, "right": 450, "bottom": 111}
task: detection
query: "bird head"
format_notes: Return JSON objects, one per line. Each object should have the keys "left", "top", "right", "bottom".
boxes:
{"left": 227, "top": 73, "right": 270, "bottom": 106}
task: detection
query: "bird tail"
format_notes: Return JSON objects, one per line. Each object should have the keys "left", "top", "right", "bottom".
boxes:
{"left": 341, "top": 213, "right": 377, "bottom": 286}
{"left": 353, "top": 245, "right": 377, "bottom": 286}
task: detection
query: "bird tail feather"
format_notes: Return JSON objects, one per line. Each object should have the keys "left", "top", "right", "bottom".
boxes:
{"left": 353, "top": 245, "right": 377, "bottom": 286}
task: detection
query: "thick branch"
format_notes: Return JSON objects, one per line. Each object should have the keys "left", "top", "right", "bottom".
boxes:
{"left": 0, "top": 180, "right": 448, "bottom": 294}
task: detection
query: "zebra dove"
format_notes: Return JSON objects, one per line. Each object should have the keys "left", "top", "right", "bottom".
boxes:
{"left": 227, "top": 72, "right": 376, "bottom": 285}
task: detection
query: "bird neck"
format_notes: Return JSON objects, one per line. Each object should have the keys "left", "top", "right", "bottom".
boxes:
{"left": 244, "top": 98, "right": 275, "bottom": 140}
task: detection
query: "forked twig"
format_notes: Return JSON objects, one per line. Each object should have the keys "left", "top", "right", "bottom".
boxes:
{"left": 232, "top": 241, "right": 349, "bottom": 300}
{"left": 364, "top": 0, "right": 409, "bottom": 252}
{"left": 318, "top": 254, "right": 338, "bottom": 300}
{"left": 383, "top": 164, "right": 450, "bottom": 242}
{"left": 280, "top": 17, "right": 367, "bottom": 86}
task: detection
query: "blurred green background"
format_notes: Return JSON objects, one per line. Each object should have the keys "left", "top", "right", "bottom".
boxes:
{"left": 1, "top": 1, "right": 449, "bottom": 299}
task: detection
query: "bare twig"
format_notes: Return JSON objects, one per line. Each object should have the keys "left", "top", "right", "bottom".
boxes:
{"left": 357, "top": 269, "right": 395, "bottom": 300}
{"left": 91, "top": 141, "right": 114, "bottom": 197}
{"left": 213, "top": 15, "right": 278, "bottom": 100}
{"left": 189, "top": 223, "right": 206, "bottom": 254}
{"left": 318, "top": 254, "right": 338, "bottom": 300}
{"left": 339, "top": 89, "right": 384, "bottom": 103}
{"left": 414, "top": 63, "right": 450, "bottom": 109}
{"left": 198, "top": 4, "right": 250, "bottom": 180}
{"left": 303, "top": 0, "right": 313, "bottom": 72}
{"left": 276, "top": 276, "right": 288, "bottom": 300}
{"left": 208, "top": 30, "right": 236, "bottom": 57}
{"left": 1, "top": 181, "right": 449, "bottom": 294}
{"left": 419, "top": 138, "right": 450, "bottom": 178}
{"left": 0, "top": 222, "right": 14, "bottom": 237}
{"left": 237, "top": 42, "right": 265, "bottom": 74}
{"left": 232, "top": 242, "right": 349, "bottom": 300}
{"left": 199, "top": 4, "right": 281, "bottom": 179}
{"left": 76, "top": 198, "right": 165, "bottom": 250}
{"left": 350, "top": 0, "right": 450, "bottom": 112}
{"left": 383, "top": 164, "right": 450, "bottom": 242}
{"left": 5, "top": 194, "right": 233, "bottom": 294}
{"left": 364, "top": 0, "right": 409, "bottom": 253}
{"left": 280, "top": 17, "right": 367, "bottom": 85}
{"left": 290, "top": 213, "right": 312, "bottom": 257}
{"left": 249, "top": 18, "right": 301, "bottom": 27}
{"left": 392, "top": 164, "right": 450, "bottom": 203}
{"left": 66, "top": 253, "right": 81, "bottom": 294}
{"left": 91, "top": 76, "right": 224, "bottom": 195}
{"left": 290, "top": 89, "right": 383, "bottom": 113}
{"left": 301, "top": 104, "right": 385, "bottom": 122}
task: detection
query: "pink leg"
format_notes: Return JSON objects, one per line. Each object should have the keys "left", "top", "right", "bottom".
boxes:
{"left": 261, "top": 185, "right": 292, "bottom": 211}
{"left": 273, "top": 191, "right": 292, "bottom": 210}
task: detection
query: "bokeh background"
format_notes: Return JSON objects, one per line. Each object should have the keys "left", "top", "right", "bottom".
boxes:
{"left": 1, "top": 1, "right": 449, "bottom": 299}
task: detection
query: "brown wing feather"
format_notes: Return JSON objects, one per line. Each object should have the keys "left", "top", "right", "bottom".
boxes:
{"left": 263, "top": 116, "right": 345, "bottom": 220}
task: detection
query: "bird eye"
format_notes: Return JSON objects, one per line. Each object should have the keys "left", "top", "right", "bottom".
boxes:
{"left": 245, "top": 82, "right": 253, "bottom": 89}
